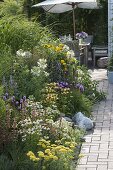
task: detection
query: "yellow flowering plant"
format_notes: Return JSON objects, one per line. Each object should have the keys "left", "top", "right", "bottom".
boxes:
{"left": 42, "top": 40, "right": 78, "bottom": 83}
{"left": 27, "top": 139, "right": 76, "bottom": 170}
{"left": 42, "top": 82, "right": 70, "bottom": 108}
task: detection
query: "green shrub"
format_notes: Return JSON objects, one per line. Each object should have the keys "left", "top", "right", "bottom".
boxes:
{"left": 0, "top": 0, "right": 23, "bottom": 17}
{"left": 0, "top": 16, "right": 48, "bottom": 53}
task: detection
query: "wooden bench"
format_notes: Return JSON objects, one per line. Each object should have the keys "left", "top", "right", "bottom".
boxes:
{"left": 92, "top": 46, "right": 108, "bottom": 67}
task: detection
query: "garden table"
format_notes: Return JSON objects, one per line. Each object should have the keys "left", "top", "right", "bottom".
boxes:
{"left": 61, "top": 37, "right": 90, "bottom": 66}
{"left": 79, "top": 42, "right": 91, "bottom": 66}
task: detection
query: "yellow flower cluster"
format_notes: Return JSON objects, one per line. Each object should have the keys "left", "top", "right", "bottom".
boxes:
{"left": 47, "top": 82, "right": 57, "bottom": 87}
{"left": 43, "top": 82, "right": 71, "bottom": 104}
{"left": 45, "top": 83, "right": 57, "bottom": 93}
{"left": 64, "top": 141, "right": 77, "bottom": 149}
{"left": 44, "top": 83, "right": 58, "bottom": 104}
{"left": 61, "top": 88, "right": 70, "bottom": 95}
{"left": 27, "top": 151, "right": 40, "bottom": 161}
{"left": 60, "top": 59, "right": 66, "bottom": 65}
{"left": 45, "top": 93, "right": 58, "bottom": 103}
{"left": 43, "top": 43, "right": 64, "bottom": 52}
{"left": 60, "top": 59, "right": 67, "bottom": 70}
{"left": 38, "top": 139, "right": 50, "bottom": 147}
{"left": 27, "top": 139, "right": 76, "bottom": 163}
{"left": 55, "top": 46, "right": 63, "bottom": 52}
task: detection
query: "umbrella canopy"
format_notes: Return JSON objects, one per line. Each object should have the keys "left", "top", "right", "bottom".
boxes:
{"left": 32, "top": 0, "right": 99, "bottom": 38}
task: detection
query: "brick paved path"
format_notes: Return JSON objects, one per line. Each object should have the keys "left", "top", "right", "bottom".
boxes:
{"left": 77, "top": 69, "right": 113, "bottom": 170}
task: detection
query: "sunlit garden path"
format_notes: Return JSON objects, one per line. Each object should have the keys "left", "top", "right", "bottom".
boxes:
{"left": 76, "top": 69, "right": 113, "bottom": 170}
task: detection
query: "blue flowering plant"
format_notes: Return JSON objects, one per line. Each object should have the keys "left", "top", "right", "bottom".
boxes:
{"left": 76, "top": 31, "right": 88, "bottom": 40}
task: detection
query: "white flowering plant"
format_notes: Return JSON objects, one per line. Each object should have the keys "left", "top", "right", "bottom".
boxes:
{"left": 18, "top": 99, "right": 61, "bottom": 144}
{"left": 48, "top": 117, "right": 84, "bottom": 143}
{"left": 31, "top": 58, "right": 49, "bottom": 77}
{"left": 16, "top": 49, "right": 32, "bottom": 58}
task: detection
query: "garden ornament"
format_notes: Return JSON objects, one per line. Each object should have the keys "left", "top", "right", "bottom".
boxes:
{"left": 72, "top": 112, "right": 94, "bottom": 130}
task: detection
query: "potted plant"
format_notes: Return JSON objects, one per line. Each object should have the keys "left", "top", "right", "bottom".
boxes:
{"left": 108, "top": 55, "right": 113, "bottom": 84}
{"left": 76, "top": 31, "right": 88, "bottom": 44}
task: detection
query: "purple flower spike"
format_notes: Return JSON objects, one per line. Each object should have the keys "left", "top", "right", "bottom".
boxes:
{"left": 58, "top": 82, "right": 69, "bottom": 88}
{"left": 12, "top": 96, "right": 15, "bottom": 101}
{"left": 79, "top": 84, "right": 84, "bottom": 92}
{"left": 76, "top": 83, "right": 84, "bottom": 92}
{"left": 3, "top": 96, "right": 7, "bottom": 101}
{"left": 15, "top": 101, "right": 19, "bottom": 106}
{"left": 76, "top": 83, "right": 80, "bottom": 88}
{"left": 5, "top": 93, "right": 8, "bottom": 98}
{"left": 18, "top": 105, "right": 22, "bottom": 110}
{"left": 23, "top": 96, "right": 26, "bottom": 101}
{"left": 20, "top": 99, "right": 23, "bottom": 104}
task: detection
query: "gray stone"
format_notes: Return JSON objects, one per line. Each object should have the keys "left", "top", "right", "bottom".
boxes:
{"left": 72, "top": 112, "right": 94, "bottom": 130}
{"left": 97, "top": 57, "right": 108, "bottom": 68}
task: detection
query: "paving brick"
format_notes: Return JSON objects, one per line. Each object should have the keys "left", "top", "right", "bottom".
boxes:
{"left": 103, "top": 121, "right": 110, "bottom": 126}
{"left": 76, "top": 167, "right": 86, "bottom": 170}
{"left": 98, "top": 159, "right": 113, "bottom": 162}
{"left": 101, "top": 135, "right": 109, "bottom": 142}
{"left": 108, "top": 151, "right": 113, "bottom": 157}
{"left": 99, "top": 143, "right": 108, "bottom": 150}
{"left": 77, "top": 165, "right": 97, "bottom": 168}
{"left": 86, "top": 168, "right": 97, "bottom": 170}
{"left": 109, "top": 141, "right": 113, "bottom": 148}
{"left": 97, "top": 165, "right": 108, "bottom": 170}
{"left": 108, "top": 162, "right": 113, "bottom": 169}
{"left": 95, "top": 123, "right": 103, "bottom": 127}
{"left": 98, "top": 153, "right": 108, "bottom": 159}
{"left": 92, "top": 136, "right": 101, "bottom": 141}
{"left": 90, "top": 145, "right": 99, "bottom": 151}
{"left": 85, "top": 137, "right": 92, "bottom": 143}
{"left": 81, "top": 147, "right": 90, "bottom": 154}
{"left": 88, "top": 155, "right": 98, "bottom": 162}
{"left": 87, "top": 161, "right": 107, "bottom": 165}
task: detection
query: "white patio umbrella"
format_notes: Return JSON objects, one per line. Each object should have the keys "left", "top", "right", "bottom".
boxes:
{"left": 32, "top": 0, "right": 99, "bottom": 39}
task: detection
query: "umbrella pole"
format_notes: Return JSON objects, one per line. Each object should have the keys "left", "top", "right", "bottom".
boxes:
{"left": 72, "top": 4, "right": 76, "bottom": 40}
